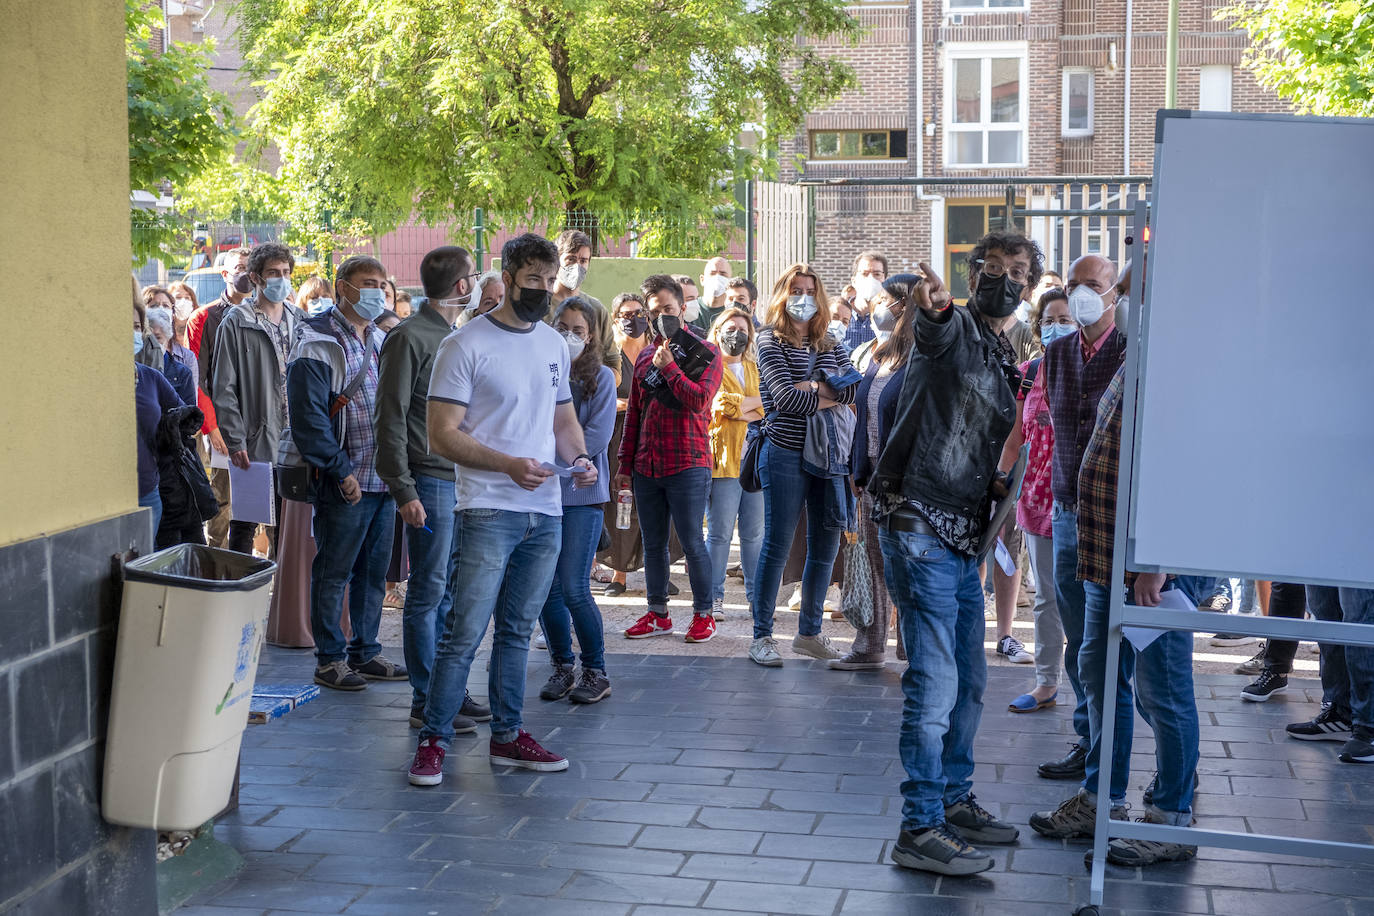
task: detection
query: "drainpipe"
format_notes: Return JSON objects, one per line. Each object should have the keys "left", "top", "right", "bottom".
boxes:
{"left": 913, "top": 0, "right": 940, "bottom": 204}
{"left": 1165, "top": 0, "right": 1179, "bottom": 107}
{"left": 1123, "top": 0, "right": 1133, "bottom": 173}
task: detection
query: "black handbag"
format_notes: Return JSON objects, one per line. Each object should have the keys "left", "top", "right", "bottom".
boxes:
{"left": 740, "top": 421, "right": 764, "bottom": 493}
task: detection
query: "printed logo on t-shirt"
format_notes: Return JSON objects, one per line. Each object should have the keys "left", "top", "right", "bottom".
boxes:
{"left": 548, "top": 362, "right": 561, "bottom": 389}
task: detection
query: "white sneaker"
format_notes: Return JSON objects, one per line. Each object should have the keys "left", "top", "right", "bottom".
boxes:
{"left": 997, "top": 635, "right": 1034, "bottom": 664}
{"left": 750, "top": 637, "right": 784, "bottom": 667}
{"left": 534, "top": 629, "right": 547, "bottom": 650}
{"left": 787, "top": 586, "right": 838, "bottom": 614}
{"left": 787, "top": 587, "right": 803, "bottom": 610}
{"left": 792, "top": 633, "right": 842, "bottom": 660}
{"left": 711, "top": 598, "right": 726, "bottom": 621}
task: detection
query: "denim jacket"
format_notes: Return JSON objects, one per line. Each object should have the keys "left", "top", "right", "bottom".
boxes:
{"left": 870, "top": 305, "right": 1017, "bottom": 517}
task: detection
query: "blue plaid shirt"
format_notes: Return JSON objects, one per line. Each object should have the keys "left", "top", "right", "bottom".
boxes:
{"left": 327, "top": 309, "right": 385, "bottom": 493}
{"left": 843, "top": 315, "right": 875, "bottom": 351}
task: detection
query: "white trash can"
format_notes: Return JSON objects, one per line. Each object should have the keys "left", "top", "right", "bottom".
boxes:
{"left": 102, "top": 544, "right": 276, "bottom": 830}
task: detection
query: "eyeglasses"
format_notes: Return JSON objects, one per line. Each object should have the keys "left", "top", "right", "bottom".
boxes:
{"left": 1041, "top": 316, "right": 1076, "bottom": 327}
{"left": 974, "top": 259, "right": 1029, "bottom": 284}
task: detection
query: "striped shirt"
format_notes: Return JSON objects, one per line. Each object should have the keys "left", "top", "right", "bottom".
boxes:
{"left": 756, "top": 330, "right": 857, "bottom": 452}
{"left": 327, "top": 309, "right": 385, "bottom": 494}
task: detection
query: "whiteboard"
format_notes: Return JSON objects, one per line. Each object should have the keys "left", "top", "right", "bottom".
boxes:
{"left": 1128, "top": 111, "right": 1374, "bottom": 588}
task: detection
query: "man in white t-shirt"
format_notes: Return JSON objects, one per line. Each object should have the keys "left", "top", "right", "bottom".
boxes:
{"left": 408, "top": 233, "right": 598, "bottom": 787}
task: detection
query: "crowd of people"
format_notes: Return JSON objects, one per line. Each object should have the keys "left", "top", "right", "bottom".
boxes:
{"left": 131, "top": 226, "right": 1374, "bottom": 881}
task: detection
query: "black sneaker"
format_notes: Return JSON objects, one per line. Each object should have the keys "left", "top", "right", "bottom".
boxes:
{"left": 1210, "top": 633, "right": 1258, "bottom": 647}
{"left": 1142, "top": 771, "right": 1199, "bottom": 808}
{"left": 540, "top": 664, "right": 576, "bottom": 701}
{"left": 945, "top": 794, "right": 1019, "bottom": 844}
{"left": 1337, "top": 725, "right": 1374, "bottom": 764}
{"left": 890, "top": 824, "right": 993, "bottom": 877}
{"left": 408, "top": 704, "right": 477, "bottom": 734}
{"left": 1241, "top": 669, "right": 1288, "bottom": 703}
{"left": 1286, "top": 707, "right": 1354, "bottom": 742}
{"left": 461, "top": 691, "right": 492, "bottom": 722}
{"left": 315, "top": 660, "right": 367, "bottom": 691}
{"left": 569, "top": 668, "right": 612, "bottom": 704}
{"left": 1038, "top": 742, "right": 1088, "bottom": 779}
{"left": 1233, "top": 646, "right": 1268, "bottom": 676}
{"left": 352, "top": 654, "right": 409, "bottom": 681}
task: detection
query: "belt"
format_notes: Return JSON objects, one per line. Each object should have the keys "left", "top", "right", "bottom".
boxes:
{"left": 882, "top": 506, "right": 936, "bottom": 536}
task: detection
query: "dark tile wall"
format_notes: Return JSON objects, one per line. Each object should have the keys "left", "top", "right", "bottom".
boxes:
{"left": 0, "top": 510, "right": 158, "bottom": 915}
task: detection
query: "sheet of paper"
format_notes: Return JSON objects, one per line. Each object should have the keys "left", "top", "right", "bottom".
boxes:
{"left": 209, "top": 442, "right": 230, "bottom": 470}
{"left": 1123, "top": 588, "right": 1197, "bottom": 652}
{"left": 540, "top": 462, "right": 591, "bottom": 478}
{"left": 993, "top": 537, "right": 1017, "bottom": 577}
{"left": 229, "top": 461, "right": 275, "bottom": 525}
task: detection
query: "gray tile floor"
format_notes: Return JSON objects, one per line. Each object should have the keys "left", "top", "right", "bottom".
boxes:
{"left": 178, "top": 646, "right": 1374, "bottom": 915}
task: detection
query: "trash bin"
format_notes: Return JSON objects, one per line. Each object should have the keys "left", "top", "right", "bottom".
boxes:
{"left": 102, "top": 544, "right": 276, "bottom": 830}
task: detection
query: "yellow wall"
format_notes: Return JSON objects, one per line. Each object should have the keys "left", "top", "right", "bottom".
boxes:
{"left": 0, "top": 1, "right": 135, "bottom": 547}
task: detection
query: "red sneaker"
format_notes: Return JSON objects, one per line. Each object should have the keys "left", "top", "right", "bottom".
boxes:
{"left": 684, "top": 614, "right": 716, "bottom": 643}
{"left": 408, "top": 736, "right": 445, "bottom": 786}
{"left": 625, "top": 611, "right": 673, "bottom": 639}
{"left": 490, "top": 730, "right": 569, "bottom": 772}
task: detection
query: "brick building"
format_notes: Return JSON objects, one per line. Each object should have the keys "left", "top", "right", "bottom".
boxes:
{"left": 779, "top": 0, "right": 1293, "bottom": 298}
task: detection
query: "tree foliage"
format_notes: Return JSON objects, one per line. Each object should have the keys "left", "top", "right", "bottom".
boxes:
{"left": 127, "top": 0, "right": 237, "bottom": 264}
{"left": 233, "top": 0, "right": 860, "bottom": 251}
{"left": 1220, "top": 0, "right": 1374, "bottom": 117}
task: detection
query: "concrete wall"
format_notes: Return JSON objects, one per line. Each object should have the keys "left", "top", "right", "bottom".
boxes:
{"left": 1, "top": 0, "right": 137, "bottom": 548}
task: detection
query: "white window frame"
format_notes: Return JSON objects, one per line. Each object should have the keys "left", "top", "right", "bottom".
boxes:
{"left": 1199, "top": 64, "right": 1233, "bottom": 112}
{"left": 1061, "top": 68, "right": 1094, "bottom": 137}
{"left": 943, "top": 42, "right": 1029, "bottom": 169}
{"left": 944, "top": 0, "right": 1029, "bottom": 12}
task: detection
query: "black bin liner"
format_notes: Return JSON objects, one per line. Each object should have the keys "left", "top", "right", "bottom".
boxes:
{"left": 123, "top": 544, "right": 276, "bottom": 592}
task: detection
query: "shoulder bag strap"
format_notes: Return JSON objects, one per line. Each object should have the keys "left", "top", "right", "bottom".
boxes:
{"left": 330, "top": 333, "right": 378, "bottom": 418}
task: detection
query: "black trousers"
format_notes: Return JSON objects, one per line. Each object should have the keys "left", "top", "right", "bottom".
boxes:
{"left": 1261, "top": 582, "right": 1309, "bottom": 674}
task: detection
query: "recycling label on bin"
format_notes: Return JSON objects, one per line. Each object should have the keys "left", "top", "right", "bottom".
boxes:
{"left": 215, "top": 621, "right": 263, "bottom": 715}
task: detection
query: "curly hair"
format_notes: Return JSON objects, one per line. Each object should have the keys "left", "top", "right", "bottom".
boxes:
{"left": 247, "top": 241, "right": 295, "bottom": 279}
{"left": 967, "top": 230, "right": 1044, "bottom": 293}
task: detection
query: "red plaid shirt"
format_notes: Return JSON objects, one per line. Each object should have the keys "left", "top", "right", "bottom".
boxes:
{"left": 617, "top": 332, "right": 724, "bottom": 478}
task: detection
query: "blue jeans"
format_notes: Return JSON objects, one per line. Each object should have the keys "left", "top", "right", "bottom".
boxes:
{"left": 634, "top": 468, "right": 713, "bottom": 615}
{"left": 138, "top": 489, "right": 163, "bottom": 537}
{"left": 1081, "top": 578, "right": 1206, "bottom": 815}
{"left": 422, "top": 509, "right": 560, "bottom": 744}
{"left": 310, "top": 491, "right": 395, "bottom": 665}
{"left": 751, "top": 441, "right": 844, "bottom": 640}
{"left": 1051, "top": 502, "right": 1090, "bottom": 743}
{"left": 706, "top": 476, "right": 763, "bottom": 604}
{"left": 1308, "top": 586, "right": 1374, "bottom": 729}
{"left": 539, "top": 505, "right": 607, "bottom": 672}
{"left": 401, "top": 474, "right": 456, "bottom": 709}
{"left": 879, "top": 527, "right": 986, "bottom": 830}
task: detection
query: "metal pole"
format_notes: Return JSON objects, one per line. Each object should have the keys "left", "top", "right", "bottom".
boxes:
{"left": 1165, "top": 0, "right": 1179, "bottom": 108}
{"left": 473, "top": 207, "right": 486, "bottom": 271}
{"left": 1004, "top": 185, "right": 1016, "bottom": 230}
{"left": 745, "top": 179, "right": 756, "bottom": 284}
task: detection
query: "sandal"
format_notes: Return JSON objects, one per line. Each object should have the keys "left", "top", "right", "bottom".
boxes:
{"left": 591, "top": 564, "right": 615, "bottom": 585}
{"left": 1008, "top": 691, "right": 1057, "bottom": 714}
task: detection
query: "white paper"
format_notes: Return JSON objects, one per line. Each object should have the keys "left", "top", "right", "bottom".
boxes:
{"left": 229, "top": 461, "right": 275, "bottom": 525}
{"left": 1123, "top": 588, "right": 1197, "bottom": 652}
{"left": 540, "top": 462, "right": 591, "bottom": 478}
{"left": 993, "top": 538, "right": 1016, "bottom": 577}
{"left": 209, "top": 443, "right": 230, "bottom": 470}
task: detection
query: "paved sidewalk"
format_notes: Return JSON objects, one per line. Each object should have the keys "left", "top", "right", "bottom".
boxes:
{"left": 178, "top": 647, "right": 1374, "bottom": 916}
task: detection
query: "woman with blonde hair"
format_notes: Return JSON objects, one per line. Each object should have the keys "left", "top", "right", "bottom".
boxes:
{"left": 296, "top": 276, "right": 334, "bottom": 315}
{"left": 747, "top": 264, "right": 857, "bottom": 667}
{"left": 705, "top": 307, "right": 764, "bottom": 621}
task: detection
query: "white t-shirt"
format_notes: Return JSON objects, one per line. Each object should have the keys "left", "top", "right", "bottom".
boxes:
{"left": 428, "top": 313, "right": 571, "bottom": 516}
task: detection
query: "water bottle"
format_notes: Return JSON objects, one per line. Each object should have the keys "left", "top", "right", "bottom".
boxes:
{"left": 615, "top": 489, "right": 633, "bottom": 529}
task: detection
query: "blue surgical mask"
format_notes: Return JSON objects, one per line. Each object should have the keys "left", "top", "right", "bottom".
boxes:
{"left": 308, "top": 297, "right": 333, "bottom": 316}
{"left": 1040, "top": 322, "right": 1077, "bottom": 346}
{"left": 134, "top": 330, "right": 144, "bottom": 356}
{"left": 785, "top": 294, "right": 818, "bottom": 322}
{"left": 352, "top": 288, "right": 387, "bottom": 321}
{"left": 262, "top": 276, "right": 292, "bottom": 303}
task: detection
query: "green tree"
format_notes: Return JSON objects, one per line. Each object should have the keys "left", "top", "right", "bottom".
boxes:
{"left": 1220, "top": 0, "right": 1374, "bottom": 117}
{"left": 127, "top": 0, "right": 236, "bottom": 264}
{"left": 234, "top": 0, "right": 859, "bottom": 252}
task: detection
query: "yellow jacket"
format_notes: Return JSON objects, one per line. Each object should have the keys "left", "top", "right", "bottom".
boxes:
{"left": 709, "top": 358, "right": 761, "bottom": 478}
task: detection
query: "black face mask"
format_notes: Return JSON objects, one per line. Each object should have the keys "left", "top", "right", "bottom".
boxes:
{"left": 511, "top": 284, "right": 551, "bottom": 322}
{"left": 652, "top": 313, "right": 682, "bottom": 340}
{"left": 720, "top": 328, "right": 749, "bottom": 356}
{"left": 973, "top": 272, "right": 1024, "bottom": 320}
{"left": 619, "top": 316, "right": 648, "bottom": 339}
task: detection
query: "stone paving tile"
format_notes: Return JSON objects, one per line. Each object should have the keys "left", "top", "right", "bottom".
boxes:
{"left": 187, "top": 650, "right": 1374, "bottom": 916}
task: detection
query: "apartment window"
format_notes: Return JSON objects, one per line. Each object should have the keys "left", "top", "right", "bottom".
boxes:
{"left": 809, "top": 129, "right": 908, "bottom": 161}
{"left": 1199, "top": 65, "right": 1233, "bottom": 112}
{"left": 948, "top": 0, "right": 1028, "bottom": 10}
{"left": 1062, "top": 69, "right": 1093, "bottom": 136}
{"left": 945, "top": 45, "right": 1028, "bottom": 168}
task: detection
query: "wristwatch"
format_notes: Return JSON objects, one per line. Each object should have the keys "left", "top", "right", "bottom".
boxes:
{"left": 574, "top": 453, "right": 594, "bottom": 466}
{"left": 809, "top": 381, "right": 819, "bottom": 393}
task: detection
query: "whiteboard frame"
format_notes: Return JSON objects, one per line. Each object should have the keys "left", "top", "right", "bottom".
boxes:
{"left": 1125, "top": 109, "right": 1374, "bottom": 590}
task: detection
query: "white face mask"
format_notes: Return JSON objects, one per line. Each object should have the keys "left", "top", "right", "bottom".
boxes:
{"left": 173, "top": 297, "right": 194, "bottom": 320}
{"left": 786, "top": 294, "right": 818, "bottom": 322}
{"left": 557, "top": 262, "right": 587, "bottom": 291}
{"left": 1115, "top": 294, "right": 1130, "bottom": 332}
{"left": 701, "top": 274, "right": 729, "bottom": 300}
{"left": 1068, "top": 284, "right": 1108, "bottom": 326}
{"left": 683, "top": 298, "right": 701, "bottom": 322}
{"left": 853, "top": 274, "right": 884, "bottom": 304}
{"left": 562, "top": 331, "right": 586, "bottom": 359}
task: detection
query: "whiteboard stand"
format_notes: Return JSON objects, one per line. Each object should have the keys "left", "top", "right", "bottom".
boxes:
{"left": 1079, "top": 150, "right": 1374, "bottom": 914}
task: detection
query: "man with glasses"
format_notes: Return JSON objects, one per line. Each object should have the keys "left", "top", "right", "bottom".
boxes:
{"left": 1025, "top": 254, "right": 1128, "bottom": 800}
{"left": 869, "top": 231, "right": 1040, "bottom": 876}
{"left": 844, "top": 250, "right": 889, "bottom": 351}
{"left": 376, "top": 245, "right": 490, "bottom": 727}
